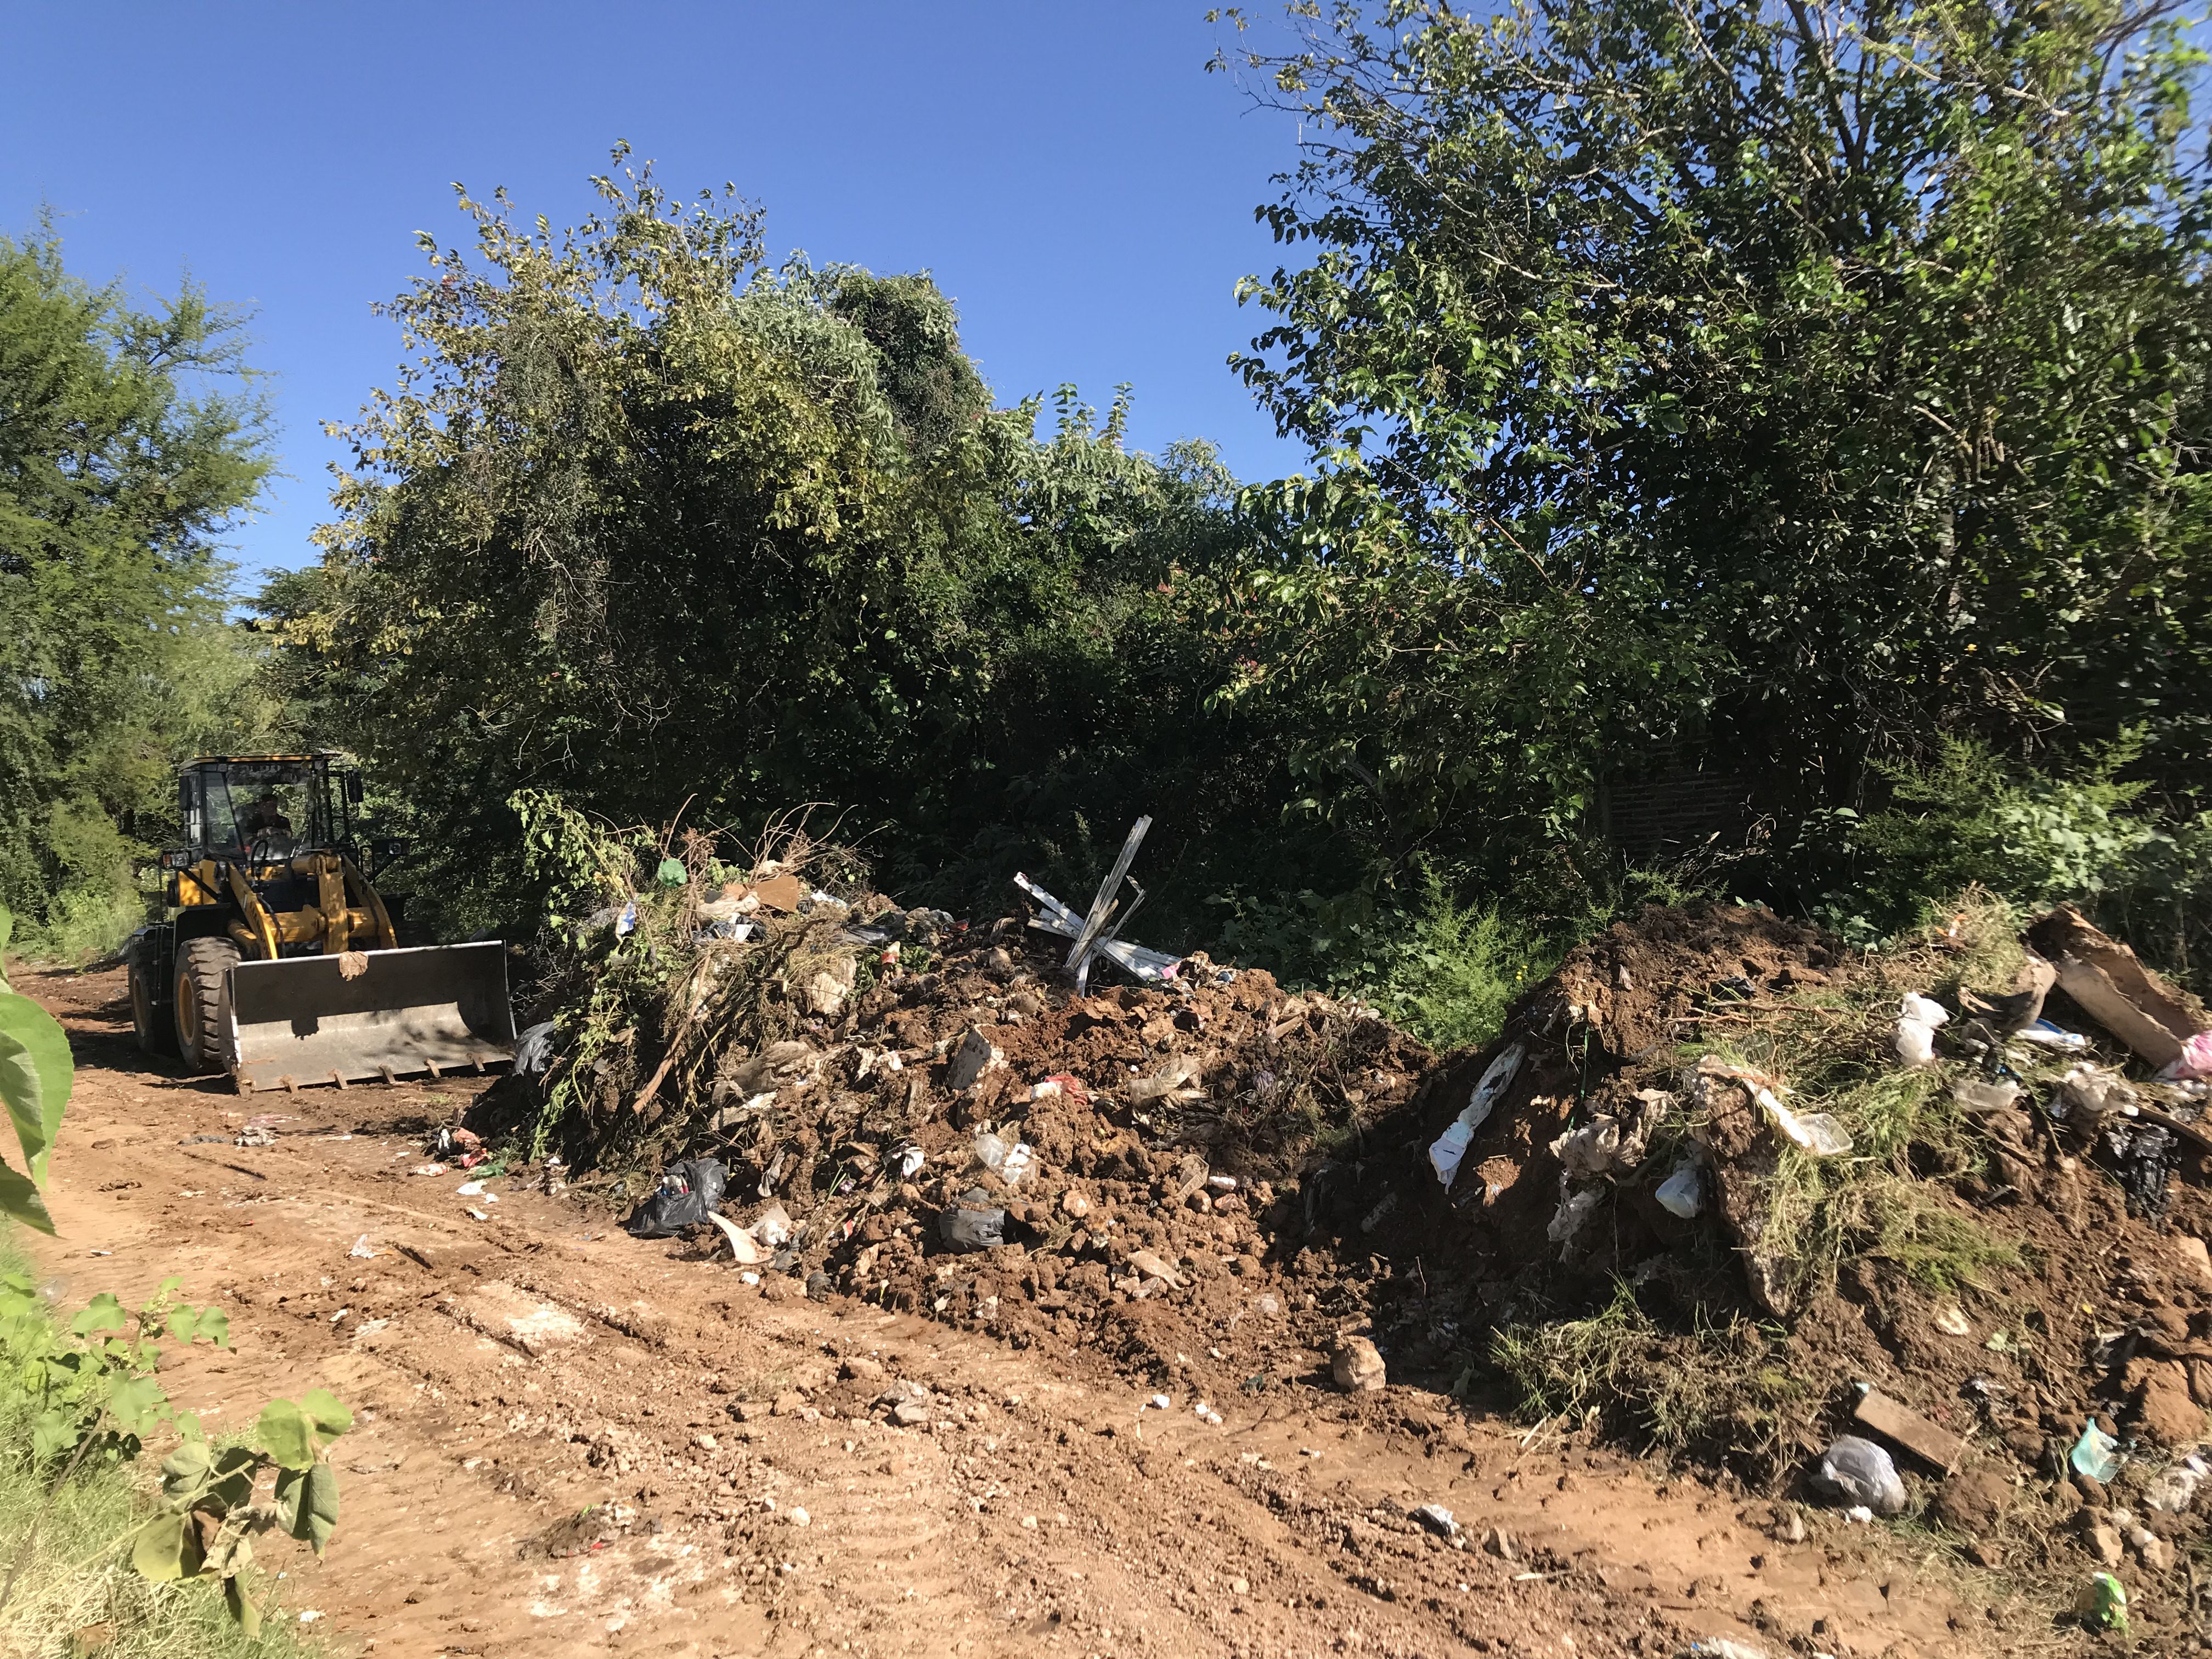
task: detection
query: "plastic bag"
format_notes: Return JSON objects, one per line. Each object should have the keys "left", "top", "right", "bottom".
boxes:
{"left": 974, "top": 1131, "right": 1036, "bottom": 1188}
{"left": 2158, "top": 1031, "right": 2212, "bottom": 1082}
{"left": 2071, "top": 1420, "right": 2124, "bottom": 1483}
{"left": 1547, "top": 1186, "right": 1602, "bottom": 1244}
{"left": 1812, "top": 1435, "right": 1906, "bottom": 1515}
{"left": 2076, "top": 1571, "right": 2129, "bottom": 1634}
{"left": 1655, "top": 1158, "right": 1705, "bottom": 1218}
{"left": 941, "top": 1188, "right": 1006, "bottom": 1252}
{"left": 1895, "top": 992, "right": 1948, "bottom": 1068}
{"left": 623, "top": 1158, "right": 727, "bottom": 1237}
{"left": 2143, "top": 1457, "right": 2206, "bottom": 1514}
{"left": 1770, "top": 1103, "right": 1854, "bottom": 1158}
{"left": 514, "top": 1020, "right": 560, "bottom": 1075}
{"left": 1430, "top": 1043, "right": 1525, "bottom": 1186}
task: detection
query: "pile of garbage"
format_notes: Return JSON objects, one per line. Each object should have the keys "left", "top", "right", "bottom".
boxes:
{"left": 498, "top": 811, "right": 2212, "bottom": 1636}
{"left": 494, "top": 816, "right": 1436, "bottom": 1383}
{"left": 1301, "top": 894, "right": 2212, "bottom": 1638}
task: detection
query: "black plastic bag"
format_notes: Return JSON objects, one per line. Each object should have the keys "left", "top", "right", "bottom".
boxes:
{"left": 623, "top": 1158, "right": 728, "bottom": 1237}
{"left": 939, "top": 1187, "right": 1006, "bottom": 1252}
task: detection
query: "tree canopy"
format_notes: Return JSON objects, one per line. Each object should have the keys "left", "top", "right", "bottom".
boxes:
{"left": 269, "top": 155, "right": 1278, "bottom": 934}
{"left": 0, "top": 229, "right": 272, "bottom": 953}
{"left": 1211, "top": 0, "right": 2212, "bottom": 870}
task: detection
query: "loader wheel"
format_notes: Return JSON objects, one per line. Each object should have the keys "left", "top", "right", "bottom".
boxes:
{"left": 131, "top": 962, "right": 180, "bottom": 1058}
{"left": 173, "top": 937, "right": 241, "bottom": 1075}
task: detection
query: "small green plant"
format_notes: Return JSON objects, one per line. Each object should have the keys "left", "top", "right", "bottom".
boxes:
{"left": 0, "top": 1273, "right": 348, "bottom": 1634}
{"left": 0, "top": 1276, "right": 229, "bottom": 1464}
{"left": 130, "top": 1392, "right": 352, "bottom": 1634}
{"left": 0, "top": 905, "right": 71, "bottom": 1233}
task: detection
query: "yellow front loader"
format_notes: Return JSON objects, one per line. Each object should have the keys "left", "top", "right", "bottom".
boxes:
{"left": 124, "top": 753, "right": 515, "bottom": 1092}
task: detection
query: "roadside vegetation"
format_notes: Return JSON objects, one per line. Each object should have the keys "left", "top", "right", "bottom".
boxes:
{"left": 0, "top": 909, "right": 346, "bottom": 1653}
{"left": 0, "top": 1240, "right": 326, "bottom": 1659}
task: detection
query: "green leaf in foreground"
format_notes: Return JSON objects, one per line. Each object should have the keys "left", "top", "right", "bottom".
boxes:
{"left": 0, "top": 989, "right": 70, "bottom": 1184}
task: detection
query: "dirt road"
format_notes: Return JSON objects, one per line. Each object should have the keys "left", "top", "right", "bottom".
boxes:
{"left": 21, "top": 967, "right": 2023, "bottom": 1658}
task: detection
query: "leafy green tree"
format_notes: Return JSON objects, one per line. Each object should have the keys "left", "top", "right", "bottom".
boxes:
{"left": 1212, "top": 0, "right": 2212, "bottom": 863}
{"left": 0, "top": 228, "right": 273, "bottom": 955}
{"left": 272, "top": 153, "right": 1281, "bottom": 936}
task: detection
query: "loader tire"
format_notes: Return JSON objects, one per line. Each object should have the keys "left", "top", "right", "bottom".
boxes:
{"left": 131, "top": 960, "right": 180, "bottom": 1058}
{"left": 174, "top": 936, "right": 241, "bottom": 1075}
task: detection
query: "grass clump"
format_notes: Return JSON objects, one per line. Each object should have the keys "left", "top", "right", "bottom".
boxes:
{"left": 1681, "top": 887, "right": 2030, "bottom": 1310}
{"left": 1489, "top": 1282, "right": 1810, "bottom": 1472}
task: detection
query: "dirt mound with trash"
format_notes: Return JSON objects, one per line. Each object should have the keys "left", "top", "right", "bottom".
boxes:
{"left": 1298, "top": 894, "right": 2212, "bottom": 1641}
{"left": 490, "top": 819, "right": 2212, "bottom": 1643}
{"left": 577, "top": 907, "right": 1437, "bottom": 1401}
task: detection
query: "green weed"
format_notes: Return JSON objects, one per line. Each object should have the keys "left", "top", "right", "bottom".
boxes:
{"left": 0, "top": 1233, "right": 324, "bottom": 1659}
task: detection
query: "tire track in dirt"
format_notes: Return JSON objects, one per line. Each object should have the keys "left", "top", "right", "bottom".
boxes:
{"left": 18, "top": 967, "right": 2031, "bottom": 1658}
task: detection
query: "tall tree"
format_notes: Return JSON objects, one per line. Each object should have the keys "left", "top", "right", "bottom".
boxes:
{"left": 273, "top": 154, "right": 1269, "bottom": 935}
{"left": 1212, "top": 0, "right": 2212, "bottom": 861}
{"left": 0, "top": 228, "right": 271, "bottom": 954}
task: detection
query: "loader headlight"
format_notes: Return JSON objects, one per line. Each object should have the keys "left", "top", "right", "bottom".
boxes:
{"left": 159, "top": 848, "right": 195, "bottom": 872}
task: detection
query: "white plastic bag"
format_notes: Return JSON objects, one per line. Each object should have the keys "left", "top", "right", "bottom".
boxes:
{"left": 1655, "top": 1158, "right": 1705, "bottom": 1218}
{"left": 1429, "top": 1043, "right": 1526, "bottom": 1187}
{"left": 1813, "top": 1435, "right": 1906, "bottom": 1515}
{"left": 1894, "top": 992, "right": 1950, "bottom": 1068}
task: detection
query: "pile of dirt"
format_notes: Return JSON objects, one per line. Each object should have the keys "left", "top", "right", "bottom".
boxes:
{"left": 488, "top": 881, "right": 1439, "bottom": 1402}
{"left": 492, "top": 872, "right": 2212, "bottom": 1635}
{"left": 1299, "top": 896, "right": 2212, "bottom": 1634}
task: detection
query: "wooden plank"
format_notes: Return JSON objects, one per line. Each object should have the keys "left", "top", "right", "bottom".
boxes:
{"left": 1854, "top": 1389, "right": 1968, "bottom": 1472}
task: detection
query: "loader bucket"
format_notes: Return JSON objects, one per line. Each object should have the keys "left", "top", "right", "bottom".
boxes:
{"left": 228, "top": 942, "right": 517, "bottom": 1091}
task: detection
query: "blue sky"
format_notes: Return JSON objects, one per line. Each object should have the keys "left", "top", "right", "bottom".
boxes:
{"left": 2, "top": 2, "right": 1311, "bottom": 586}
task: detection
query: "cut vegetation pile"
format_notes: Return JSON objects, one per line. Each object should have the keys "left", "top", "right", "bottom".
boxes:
{"left": 482, "top": 817, "right": 2212, "bottom": 1637}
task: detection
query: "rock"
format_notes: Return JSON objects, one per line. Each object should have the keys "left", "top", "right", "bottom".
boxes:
{"left": 2132, "top": 1359, "right": 2206, "bottom": 1447}
{"left": 1482, "top": 1526, "right": 1517, "bottom": 1561}
{"left": 1128, "top": 1250, "right": 1184, "bottom": 1288}
{"left": 1060, "top": 1188, "right": 1092, "bottom": 1219}
{"left": 891, "top": 1400, "right": 932, "bottom": 1427}
{"left": 842, "top": 1357, "right": 887, "bottom": 1383}
{"left": 1936, "top": 1469, "right": 2012, "bottom": 1535}
{"left": 1331, "top": 1336, "right": 1386, "bottom": 1393}
{"left": 2176, "top": 1234, "right": 2212, "bottom": 1288}
{"left": 1770, "top": 1508, "right": 1806, "bottom": 1544}
{"left": 789, "top": 1505, "right": 811, "bottom": 1527}
{"left": 771, "top": 1390, "right": 809, "bottom": 1417}
{"left": 2085, "top": 1521, "right": 2125, "bottom": 1568}
{"left": 804, "top": 1269, "right": 832, "bottom": 1302}
{"left": 2129, "top": 1526, "right": 2171, "bottom": 1572}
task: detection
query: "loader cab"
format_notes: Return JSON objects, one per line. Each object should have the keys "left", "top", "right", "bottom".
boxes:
{"left": 174, "top": 754, "right": 362, "bottom": 870}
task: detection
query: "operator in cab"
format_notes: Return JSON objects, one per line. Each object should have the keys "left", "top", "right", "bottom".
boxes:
{"left": 240, "top": 790, "right": 295, "bottom": 854}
